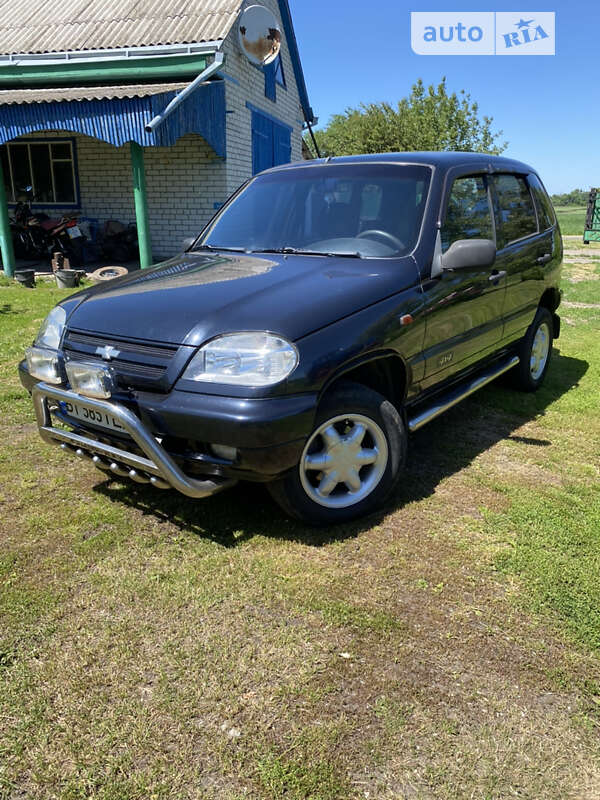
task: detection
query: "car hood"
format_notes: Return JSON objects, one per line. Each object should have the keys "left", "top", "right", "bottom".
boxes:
{"left": 66, "top": 251, "right": 419, "bottom": 345}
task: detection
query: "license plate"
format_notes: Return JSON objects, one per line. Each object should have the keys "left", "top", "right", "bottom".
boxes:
{"left": 58, "top": 399, "right": 124, "bottom": 433}
{"left": 67, "top": 225, "right": 82, "bottom": 239}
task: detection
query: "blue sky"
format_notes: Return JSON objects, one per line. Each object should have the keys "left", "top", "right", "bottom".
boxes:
{"left": 291, "top": 0, "right": 598, "bottom": 194}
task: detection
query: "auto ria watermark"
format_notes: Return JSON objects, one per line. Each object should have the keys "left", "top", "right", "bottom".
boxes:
{"left": 411, "top": 12, "right": 555, "bottom": 55}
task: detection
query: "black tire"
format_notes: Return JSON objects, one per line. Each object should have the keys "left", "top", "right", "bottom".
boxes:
{"left": 512, "top": 307, "right": 554, "bottom": 392}
{"left": 267, "top": 381, "right": 406, "bottom": 525}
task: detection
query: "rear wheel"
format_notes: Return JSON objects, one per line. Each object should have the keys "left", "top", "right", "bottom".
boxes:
{"left": 268, "top": 382, "right": 406, "bottom": 525}
{"left": 512, "top": 307, "right": 554, "bottom": 391}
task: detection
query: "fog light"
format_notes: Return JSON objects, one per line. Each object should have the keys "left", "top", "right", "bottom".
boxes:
{"left": 210, "top": 444, "right": 238, "bottom": 462}
{"left": 66, "top": 361, "right": 114, "bottom": 399}
{"left": 26, "top": 346, "right": 63, "bottom": 384}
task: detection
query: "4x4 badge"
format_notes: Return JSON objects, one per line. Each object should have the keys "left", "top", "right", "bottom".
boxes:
{"left": 96, "top": 345, "right": 120, "bottom": 361}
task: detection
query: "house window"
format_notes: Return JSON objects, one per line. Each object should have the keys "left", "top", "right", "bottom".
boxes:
{"left": 264, "top": 55, "right": 286, "bottom": 102}
{"left": 0, "top": 139, "right": 78, "bottom": 205}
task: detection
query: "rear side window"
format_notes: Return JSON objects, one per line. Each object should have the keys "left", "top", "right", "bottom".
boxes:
{"left": 441, "top": 175, "right": 494, "bottom": 253}
{"left": 493, "top": 174, "right": 538, "bottom": 245}
{"left": 528, "top": 173, "right": 556, "bottom": 230}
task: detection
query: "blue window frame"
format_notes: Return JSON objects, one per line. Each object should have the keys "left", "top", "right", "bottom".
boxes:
{"left": 274, "top": 55, "right": 286, "bottom": 88}
{"left": 264, "top": 55, "right": 286, "bottom": 102}
{"left": 248, "top": 103, "right": 292, "bottom": 175}
{"left": 264, "top": 62, "right": 276, "bottom": 102}
{"left": 0, "top": 136, "right": 80, "bottom": 208}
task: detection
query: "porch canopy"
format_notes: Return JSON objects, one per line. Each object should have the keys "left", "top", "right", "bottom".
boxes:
{"left": 0, "top": 80, "right": 225, "bottom": 274}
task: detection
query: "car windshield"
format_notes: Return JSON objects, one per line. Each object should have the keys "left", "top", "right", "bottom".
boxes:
{"left": 197, "top": 163, "right": 432, "bottom": 258}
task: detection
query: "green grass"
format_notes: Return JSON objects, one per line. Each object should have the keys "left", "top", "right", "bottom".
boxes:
{"left": 494, "top": 484, "right": 600, "bottom": 648}
{"left": 555, "top": 205, "right": 587, "bottom": 236}
{"left": 1, "top": 273, "right": 600, "bottom": 799}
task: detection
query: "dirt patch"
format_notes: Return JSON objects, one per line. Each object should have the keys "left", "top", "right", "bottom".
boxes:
{"left": 563, "top": 301, "right": 600, "bottom": 309}
{"left": 563, "top": 261, "right": 600, "bottom": 282}
{"left": 489, "top": 449, "right": 563, "bottom": 486}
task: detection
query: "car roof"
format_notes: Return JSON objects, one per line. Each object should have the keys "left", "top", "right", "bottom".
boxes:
{"left": 264, "top": 151, "right": 537, "bottom": 176}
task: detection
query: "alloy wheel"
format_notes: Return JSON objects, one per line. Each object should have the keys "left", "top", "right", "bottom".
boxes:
{"left": 530, "top": 321, "right": 551, "bottom": 380}
{"left": 299, "top": 413, "right": 388, "bottom": 509}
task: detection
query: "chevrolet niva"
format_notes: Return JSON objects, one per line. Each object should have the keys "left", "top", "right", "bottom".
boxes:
{"left": 20, "top": 152, "right": 562, "bottom": 525}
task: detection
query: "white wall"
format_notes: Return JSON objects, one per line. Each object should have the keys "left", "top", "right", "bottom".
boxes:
{"left": 144, "top": 136, "right": 227, "bottom": 257}
{"left": 15, "top": 130, "right": 227, "bottom": 260}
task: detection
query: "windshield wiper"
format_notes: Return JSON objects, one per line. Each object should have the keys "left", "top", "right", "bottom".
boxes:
{"left": 192, "top": 244, "right": 248, "bottom": 253}
{"left": 252, "top": 247, "right": 362, "bottom": 258}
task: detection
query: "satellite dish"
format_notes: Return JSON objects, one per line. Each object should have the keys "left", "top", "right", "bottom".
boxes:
{"left": 238, "top": 4, "right": 282, "bottom": 66}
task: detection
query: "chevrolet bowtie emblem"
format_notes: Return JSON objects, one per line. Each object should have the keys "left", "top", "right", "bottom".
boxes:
{"left": 96, "top": 345, "right": 120, "bottom": 361}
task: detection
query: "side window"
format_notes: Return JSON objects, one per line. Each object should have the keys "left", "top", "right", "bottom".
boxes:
{"left": 493, "top": 174, "right": 538, "bottom": 245}
{"left": 441, "top": 175, "right": 494, "bottom": 253}
{"left": 528, "top": 173, "right": 556, "bottom": 231}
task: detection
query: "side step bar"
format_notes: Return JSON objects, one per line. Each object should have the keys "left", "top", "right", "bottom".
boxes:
{"left": 408, "top": 355, "right": 519, "bottom": 433}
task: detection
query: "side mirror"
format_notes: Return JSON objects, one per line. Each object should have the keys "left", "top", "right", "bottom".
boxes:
{"left": 441, "top": 238, "right": 496, "bottom": 271}
{"left": 182, "top": 236, "right": 196, "bottom": 252}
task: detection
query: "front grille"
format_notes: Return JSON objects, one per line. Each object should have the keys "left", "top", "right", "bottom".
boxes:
{"left": 63, "top": 329, "right": 180, "bottom": 391}
{"left": 66, "top": 331, "right": 177, "bottom": 360}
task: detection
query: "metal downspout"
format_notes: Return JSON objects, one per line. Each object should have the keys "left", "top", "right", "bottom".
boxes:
{"left": 0, "top": 156, "right": 15, "bottom": 277}
{"left": 145, "top": 51, "right": 225, "bottom": 133}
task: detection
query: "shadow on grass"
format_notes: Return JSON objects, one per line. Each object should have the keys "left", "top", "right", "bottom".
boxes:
{"left": 92, "top": 350, "right": 588, "bottom": 547}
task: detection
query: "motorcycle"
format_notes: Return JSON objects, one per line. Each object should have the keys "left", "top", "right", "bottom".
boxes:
{"left": 11, "top": 187, "right": 85, "bottom": 267}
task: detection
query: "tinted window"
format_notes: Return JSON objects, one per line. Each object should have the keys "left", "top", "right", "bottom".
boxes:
{"left": 201, "top": 164, "right": 432, "bottom": 258}
{"left": 493, "top": 174, "right": 538, "bottom": 245}
{"left": 441, "top": 175, "right": 494, "bottom": 253}
{"left": 528, "top": 173, "right": 556, "bottom": 230}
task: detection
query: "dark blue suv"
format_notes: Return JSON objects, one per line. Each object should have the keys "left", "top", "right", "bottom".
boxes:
{"left": 20, "top": 152, "right": 562, "bottom": 525}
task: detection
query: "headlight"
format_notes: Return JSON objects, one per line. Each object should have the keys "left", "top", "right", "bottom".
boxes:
{"left": 26, "top": 346, "right": 63, "bottom": 384}
{"left": 36, "top": 306, "right": 66, "bottom": 350}
{"left": 65, "top": 360, "right": 114, "bottom": 399}
{"left": 182, "top": 332, "right": 298, "bottom": 387}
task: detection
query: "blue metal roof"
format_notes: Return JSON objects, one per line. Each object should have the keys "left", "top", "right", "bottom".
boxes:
{"left": 0, "top": 80, "right": 226, "bottom": 154}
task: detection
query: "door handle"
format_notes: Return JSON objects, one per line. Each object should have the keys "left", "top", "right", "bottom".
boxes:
{"left": 537, "top": 254, "right": 552, "bottom": 264}
{"left": 488, "top": 270, "right": 507, "bottom": 282}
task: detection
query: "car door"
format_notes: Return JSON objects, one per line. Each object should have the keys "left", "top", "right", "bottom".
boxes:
{"left": 421, "top": 173, "right": 506, "bottom": 387}
{"left": 490, "top": 173, "right": 550, "bottom": 342}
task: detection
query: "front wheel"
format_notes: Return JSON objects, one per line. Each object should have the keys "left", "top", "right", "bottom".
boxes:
{"left": 267, "top": 382, "right": 406, "bottom": 525}
{"left": 512, "top": 307, "right": 554, "bottom": 391}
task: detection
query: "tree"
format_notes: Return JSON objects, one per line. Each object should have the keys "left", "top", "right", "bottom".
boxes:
{"left": 305, "top": 78, "right": 507, "bottom": 158}
{"left": 550, "top": 188, "right": 589, "bottom": 207}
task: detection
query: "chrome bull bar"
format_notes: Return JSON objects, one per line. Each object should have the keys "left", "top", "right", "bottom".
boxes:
{"left": 32, "top": 383, "right": 237, "bottom": 498}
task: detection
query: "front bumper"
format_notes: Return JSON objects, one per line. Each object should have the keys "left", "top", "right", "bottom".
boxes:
{"left": 32, "top": 382, "right": 239, "bottom": 497}
{"left": 22, "top": 363, "right": 317, "bottom": 493}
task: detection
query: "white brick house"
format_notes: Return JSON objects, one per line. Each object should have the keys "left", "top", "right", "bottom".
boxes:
{"left": 0, "top": 1, "right": 315, "bottom": 274}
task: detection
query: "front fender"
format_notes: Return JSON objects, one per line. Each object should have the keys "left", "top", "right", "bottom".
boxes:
{"left": 289, "top": 285, "right": 426, "bottom": 397}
